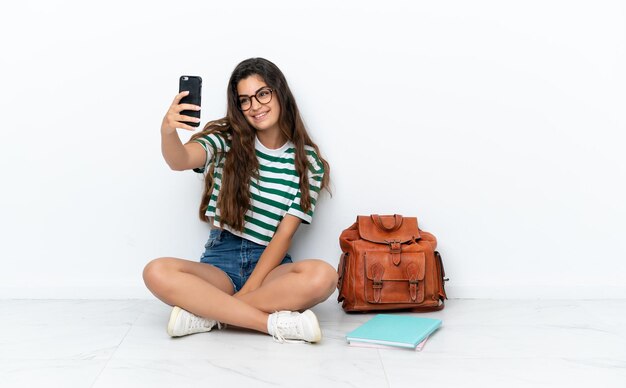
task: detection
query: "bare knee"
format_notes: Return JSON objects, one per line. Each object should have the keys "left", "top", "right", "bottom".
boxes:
{"left": 307, "top": 260, "right": 338, "bottom": 299}
{"left": 143, "top": 257, "right": 177, "bottom": 295}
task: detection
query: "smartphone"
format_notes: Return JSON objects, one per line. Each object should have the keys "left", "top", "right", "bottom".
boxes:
{"left": 179, "top": 75, "right": 202, "bottom": 127}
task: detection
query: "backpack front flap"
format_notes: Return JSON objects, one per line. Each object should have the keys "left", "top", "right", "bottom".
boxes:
{"left": 364, "top": 251, "right": 426, "bottom": 304}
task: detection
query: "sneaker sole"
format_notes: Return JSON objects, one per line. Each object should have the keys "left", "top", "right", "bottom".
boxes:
{"left": 302, "top": 309, "right": 323, "bottom": 343}
{"left": 167, "top": 306, "right": 182, "bottom": 337}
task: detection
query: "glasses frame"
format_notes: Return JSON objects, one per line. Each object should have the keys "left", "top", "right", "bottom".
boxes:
{"left": 237, "top": 87, "right": 274, "bottom": 111}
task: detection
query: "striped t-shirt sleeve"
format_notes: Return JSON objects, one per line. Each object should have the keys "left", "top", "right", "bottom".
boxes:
{"left": 191, "top": 133, "right": 228, "bottom": 173}
{"left": 287, "top": 150, "right": 325, "bottom": 224}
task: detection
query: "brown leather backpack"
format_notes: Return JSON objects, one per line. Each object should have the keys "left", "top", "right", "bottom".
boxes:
{"left": 337, "top": 214, "right": 448, "bottom": 312}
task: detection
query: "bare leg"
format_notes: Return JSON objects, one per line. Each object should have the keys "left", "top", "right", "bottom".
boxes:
{"left": 143, "top": 257, "right": 269, "bottom": 333}
{"left": 235, "top": 259, "right": 338, "bottom": 313}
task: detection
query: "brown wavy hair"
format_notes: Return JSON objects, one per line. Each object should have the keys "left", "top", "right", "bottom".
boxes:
{"left": 189, "top": 58, "right": 330, "bottom": 232}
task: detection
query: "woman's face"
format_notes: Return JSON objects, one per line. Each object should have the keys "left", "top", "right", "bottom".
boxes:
{"left": 236, "top": 74, "right": 281, "bottom": 134}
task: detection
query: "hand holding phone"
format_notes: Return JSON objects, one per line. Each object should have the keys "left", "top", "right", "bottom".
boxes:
{"left": 162, "top": 76, "right": 202, "bottom": 134}
{"left": 178, "top": 75, "right": 202, "bottom": 127}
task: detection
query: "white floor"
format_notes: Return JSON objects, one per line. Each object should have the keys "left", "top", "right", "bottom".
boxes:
{"left": 1, "top": 298, "right": 625, "bottom": 388}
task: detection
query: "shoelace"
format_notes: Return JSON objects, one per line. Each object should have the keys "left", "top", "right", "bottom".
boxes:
{"left": 188, "top": 315, "right": 211, "bottom": 330}
{"left": 188, "top": 314, "right": 226, "bottom": 331}
{"left": 270, "top": 312, "right": 305, "bottom": 344}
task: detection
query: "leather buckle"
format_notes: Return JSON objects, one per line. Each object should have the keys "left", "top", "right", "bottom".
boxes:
{"left": 388, "top": 240, "right": 402, "bottom": 254}
{"left": 386, "top": 240, "right": 402, "bottom": 266}
{"left": 372, "top": 280, "right": 383, "bottom": 289}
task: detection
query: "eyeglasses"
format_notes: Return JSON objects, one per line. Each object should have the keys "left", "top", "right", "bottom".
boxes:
{"left": 238, "top": 87, "right": 274, "bottom": 111}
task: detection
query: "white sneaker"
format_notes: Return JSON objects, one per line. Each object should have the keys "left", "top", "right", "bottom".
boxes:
{"left": 166, "top": 306, "right": 223, "bottom": 337}
{"left": 267, "top": 309, "right": 322, "bottom": 343}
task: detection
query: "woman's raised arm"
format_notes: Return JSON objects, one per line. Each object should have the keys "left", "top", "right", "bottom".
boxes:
{"left": 160, "top": 91, "right": 206, "bottom": 171}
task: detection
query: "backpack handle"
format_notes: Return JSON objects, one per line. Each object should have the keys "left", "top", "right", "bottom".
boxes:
{"left": 371, "top": 214, "right": 403, "bottom": 232}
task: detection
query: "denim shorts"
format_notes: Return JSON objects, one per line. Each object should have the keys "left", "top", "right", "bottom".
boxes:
{"left": 199, "top": 228, "right": 293, "bottom": 292}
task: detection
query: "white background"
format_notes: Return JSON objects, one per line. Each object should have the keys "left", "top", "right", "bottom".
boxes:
{"left": 1, "top": 0, "right": 624, "bottom": 299}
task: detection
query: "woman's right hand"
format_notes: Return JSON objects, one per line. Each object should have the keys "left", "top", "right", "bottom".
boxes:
{"left": 161, "top": 91, "right": 201, "bottom": 135}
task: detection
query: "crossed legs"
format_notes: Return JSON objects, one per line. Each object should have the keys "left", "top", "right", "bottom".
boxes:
{"left": 143, "top": 257, "right": 338, "bottom": 334}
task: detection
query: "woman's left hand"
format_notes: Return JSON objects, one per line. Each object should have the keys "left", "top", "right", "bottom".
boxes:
{"left": 233, "top": 282, "right": 259, "bottom": 299}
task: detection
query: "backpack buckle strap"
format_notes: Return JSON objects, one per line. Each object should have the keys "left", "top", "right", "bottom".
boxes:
{"left": 407, "top": 263, "right": 419, "bottom": 301}
{"left": 371, "top": 263, "right": 384, "bottom": 303}
{"left": 387, "top": 240, "right": 402, "bottom": 266}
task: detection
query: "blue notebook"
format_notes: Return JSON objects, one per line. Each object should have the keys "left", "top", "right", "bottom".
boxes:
{"left": 346, "top": 314, "right": 442, "bottom": 349}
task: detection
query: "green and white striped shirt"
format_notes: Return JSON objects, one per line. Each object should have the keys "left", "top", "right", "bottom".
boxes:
{"left": 193, "top": 133, "right": 324, "bottom": 246}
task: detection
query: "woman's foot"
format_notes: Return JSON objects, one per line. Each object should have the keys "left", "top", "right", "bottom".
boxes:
{"left": 167, "top": 306, "right": 223, "bottom": 337}
{"left": 267, "top": 309, "right": 322, "bottom": 343}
